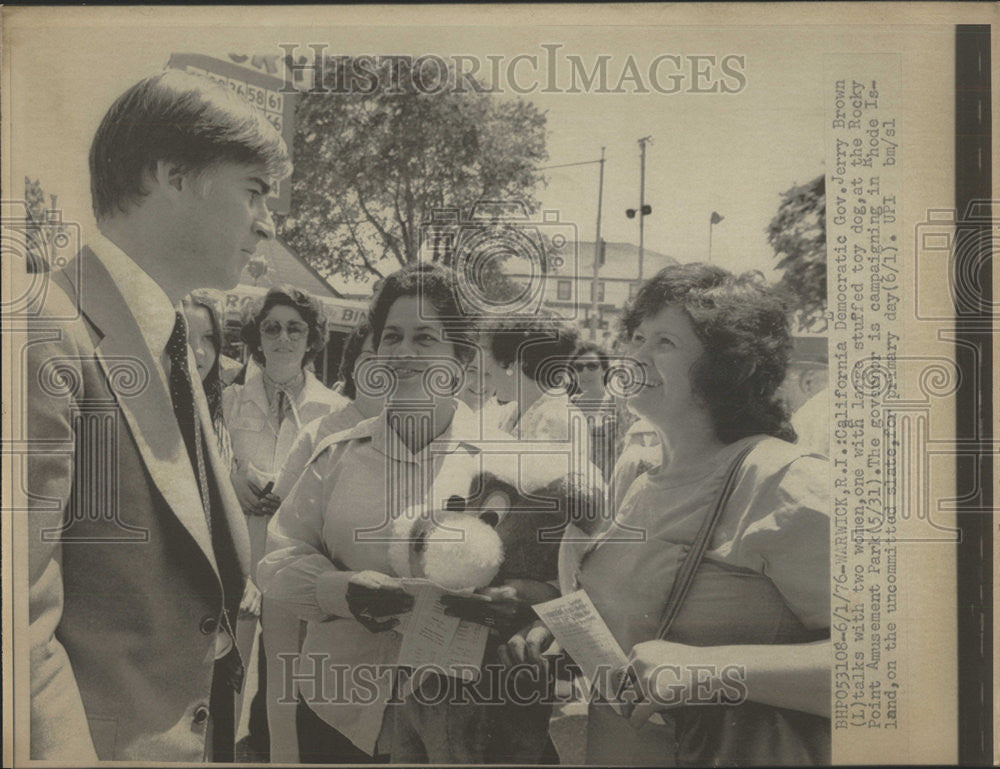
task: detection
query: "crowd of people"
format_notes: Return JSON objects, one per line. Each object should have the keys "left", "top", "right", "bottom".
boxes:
{"left": 27, "top": 67, "right": 830, "bottom": 766}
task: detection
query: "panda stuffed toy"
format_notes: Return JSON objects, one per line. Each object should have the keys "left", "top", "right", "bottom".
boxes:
{"left": 388, "top": 466, "right": 604, "bottom": 591}
{"left": 388, "top": 464, "right": 606, "bottom": 764}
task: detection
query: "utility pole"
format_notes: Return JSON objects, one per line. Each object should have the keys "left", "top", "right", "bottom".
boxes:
{"left": 636, "top": 136, "right": 653, "bottom": 282}
{"left": 590, "top": 146, "right": 606, "bottom": 340}
{"left": 540, "top": 152, "right": 609, "bottom": 339}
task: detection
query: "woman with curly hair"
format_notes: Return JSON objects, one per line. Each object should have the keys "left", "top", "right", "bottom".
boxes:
{"left": 224, "top": 284, "right": 346, "bottom": 762}
{"left": 507, "top": 263, "right": 830, "bottom": 766}
{"left": 259, "top": 264, "right": 484, "bottom": 762}
{"left": 483, "top": 314, "right": 589, "bottom": 452}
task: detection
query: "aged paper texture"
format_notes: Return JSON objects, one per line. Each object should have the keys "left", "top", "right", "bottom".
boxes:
{"left": 2, "top": 4, "right": 996, "bottom": 766}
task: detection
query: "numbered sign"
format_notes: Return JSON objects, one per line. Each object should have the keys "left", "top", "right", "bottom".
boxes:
{"left": 167, "top": 53, "right": 297, "bottom": 214}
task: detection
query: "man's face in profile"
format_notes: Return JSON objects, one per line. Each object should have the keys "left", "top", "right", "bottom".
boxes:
{"left": 174, "top": 161, "right": 276, "bottom": 290}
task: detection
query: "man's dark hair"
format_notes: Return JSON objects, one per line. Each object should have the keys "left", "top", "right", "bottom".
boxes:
{"left": 89, "top": 69, "right": 291, "bottom": 220}
{"left": 240, "top": 285, "right": 329, "bottom": 368}
{"left": 621, "top": 262, "right": 795, "bottom": 444}
{"left": 367, "top": 263, "right": 476, "bottom": 364}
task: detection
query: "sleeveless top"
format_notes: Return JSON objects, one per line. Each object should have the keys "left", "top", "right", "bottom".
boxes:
{"left": 571, "top": 435, "right": 831, "bottom": 766}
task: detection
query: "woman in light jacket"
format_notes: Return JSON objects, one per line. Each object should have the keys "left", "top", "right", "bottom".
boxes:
{"left": 223, "top": 284, "right": 346, "bottom": 762}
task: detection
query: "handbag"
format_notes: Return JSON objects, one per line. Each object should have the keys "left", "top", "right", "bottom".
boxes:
{"left": 649, "top": 441, "right": 830, "bottom": 766}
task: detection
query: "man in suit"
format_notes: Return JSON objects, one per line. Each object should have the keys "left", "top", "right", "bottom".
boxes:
{"left": 26, "top": 69, "right": 291, "bottom": 761}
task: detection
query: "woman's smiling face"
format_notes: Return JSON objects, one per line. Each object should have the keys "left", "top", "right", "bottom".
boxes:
{"left": 259, "top": 303, "right": 309, "bottom": 371}
{"left": 624, "top": 304, "right": 707, "bottom": 426}
{"left": 377, "top": 295, "right": 461, "bottom": 402}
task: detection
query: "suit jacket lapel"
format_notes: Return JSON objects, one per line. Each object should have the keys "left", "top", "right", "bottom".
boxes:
{"left": 73, "top": 248, "right": 219, "bottom": 572}
{"left": 191, "top": 354, "right": 251, "bottom": 578}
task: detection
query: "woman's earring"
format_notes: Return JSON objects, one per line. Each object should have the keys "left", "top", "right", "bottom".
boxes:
{"left": 504, "top": 367, "right": 514, "bottom": 377}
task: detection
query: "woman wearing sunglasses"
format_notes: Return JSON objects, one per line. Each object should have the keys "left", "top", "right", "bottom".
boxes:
{"left": 224, "top": 284, "right": 347, "bottom": 762}
{"left": 570, "top": 341, "right": 610, "bottom": 404}
{"left": 569, "top": 341, "right": 619, "bottom": 483}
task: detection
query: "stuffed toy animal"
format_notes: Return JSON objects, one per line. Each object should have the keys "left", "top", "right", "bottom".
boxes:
{"left": 387, "top": 505, "right": 505, "bottom": 591}
{"left": 390, "top": 463, "right": 607, "bottom": 765}
{"left": 387, "top": 465, "right": 605, "bottom": 594}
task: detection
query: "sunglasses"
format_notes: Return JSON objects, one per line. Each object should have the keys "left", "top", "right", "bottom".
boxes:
{"left": 261, "top": 320, "right": 308, "bottom": 341}
{"left": 573, "top": 361, "right": 602, "bottom": 372}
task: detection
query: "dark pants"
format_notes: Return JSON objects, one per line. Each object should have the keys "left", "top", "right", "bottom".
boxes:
{"left": 246, "top": 631, "right": 270, "bottom": 755}
{"left": 296, "top": 699, "right": 389, "bottom": 764}
{"left": 391, "top": 669, "right": 560, "bottom": 764}
{"left": 208, "top": 655, "right": 237, "bottom": 762}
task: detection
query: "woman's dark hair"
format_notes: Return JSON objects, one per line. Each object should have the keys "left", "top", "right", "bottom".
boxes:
{"left": 573, "top": 340, "right": 610, "bottom": 370}
{"left": 367, "top": 263, "right": 476, "bottom": 364}
{"left": 621, "top": 262, "right": 795, "bottom": 444}
{"left": 90, "top": 69, "right": 291, "bottom": 221}
{"left": 338, "top": 317, "right": 373, "bottom": 400}
{"left": 182, "top": 289, "right": 225, "bottom": 429}
{"left": 240, "top": 284, "right": 329, "bottom": 367}
{"left": 488, "top": 313, "right": 579, "bottom": 387}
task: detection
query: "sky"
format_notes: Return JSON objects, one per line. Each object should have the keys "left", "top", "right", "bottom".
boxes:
{"left": 7, "top": 14, "right": 950, "bottom": 282}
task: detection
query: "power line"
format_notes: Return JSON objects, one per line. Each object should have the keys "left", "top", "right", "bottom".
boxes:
{"left": 539, "top": 158, "right": 606, "bottom": 171}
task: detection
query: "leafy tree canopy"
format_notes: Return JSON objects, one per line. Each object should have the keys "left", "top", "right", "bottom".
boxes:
{"left": 767, "top": 174, "right": 827, "bottom": 332}
{"left": 275, "top": 56, "right": 549, "bottom": 296}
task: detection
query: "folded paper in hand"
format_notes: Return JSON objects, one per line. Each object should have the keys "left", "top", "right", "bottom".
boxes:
{"left": 533, "top": 590, "right": 631, "bottom": 705}
{"left": 396, "top": 578, "right": 490, "bottom": 682}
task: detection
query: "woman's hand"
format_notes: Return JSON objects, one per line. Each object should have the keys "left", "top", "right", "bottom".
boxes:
{"left": 621, "top": 640, "right": 705, "bottom": 726}
{"left": 497, "top": 619, "right": 554, "bottom": 668}
{"left": 250, "top": 481, "right": 282, "bottom": 516}
{"left": 239, "top": 579, "right": 262, "bottom": 619}
{"left": 346, "top": 571, "right": 414, "bottom": 633}
{"left": 622, "top": 638, "right": 831, "bottom": 725}
{"left": 497, "top": 620, "right": 580, "bottom": 684}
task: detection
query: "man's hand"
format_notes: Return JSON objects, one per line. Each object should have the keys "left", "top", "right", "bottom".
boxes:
{"left": 346, "top": 571, "right": 414, "bottom": 633}
{"left": 231, "top": 470, "right": 281, "bottom": 516}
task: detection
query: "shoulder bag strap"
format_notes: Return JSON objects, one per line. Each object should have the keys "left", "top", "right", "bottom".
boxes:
{"left": 656, "top": 443, "right": 755, "bottom": 640}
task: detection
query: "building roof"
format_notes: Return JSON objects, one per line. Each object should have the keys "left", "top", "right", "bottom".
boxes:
{"left": 239, "top": 238, "right": 343, "bottom": 298}
{"left": 509, "top": 240, "right": 680, "bottom": 282}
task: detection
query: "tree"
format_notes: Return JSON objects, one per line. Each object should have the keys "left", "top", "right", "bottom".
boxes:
{"left": 24, "top": 177, "right": 70, "bottom": 273}
{"left": 767, "top": 174, "right": 826, "bottom": 332}
{"left": 274, "top": 56, "right": 548, "bottom": 292}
